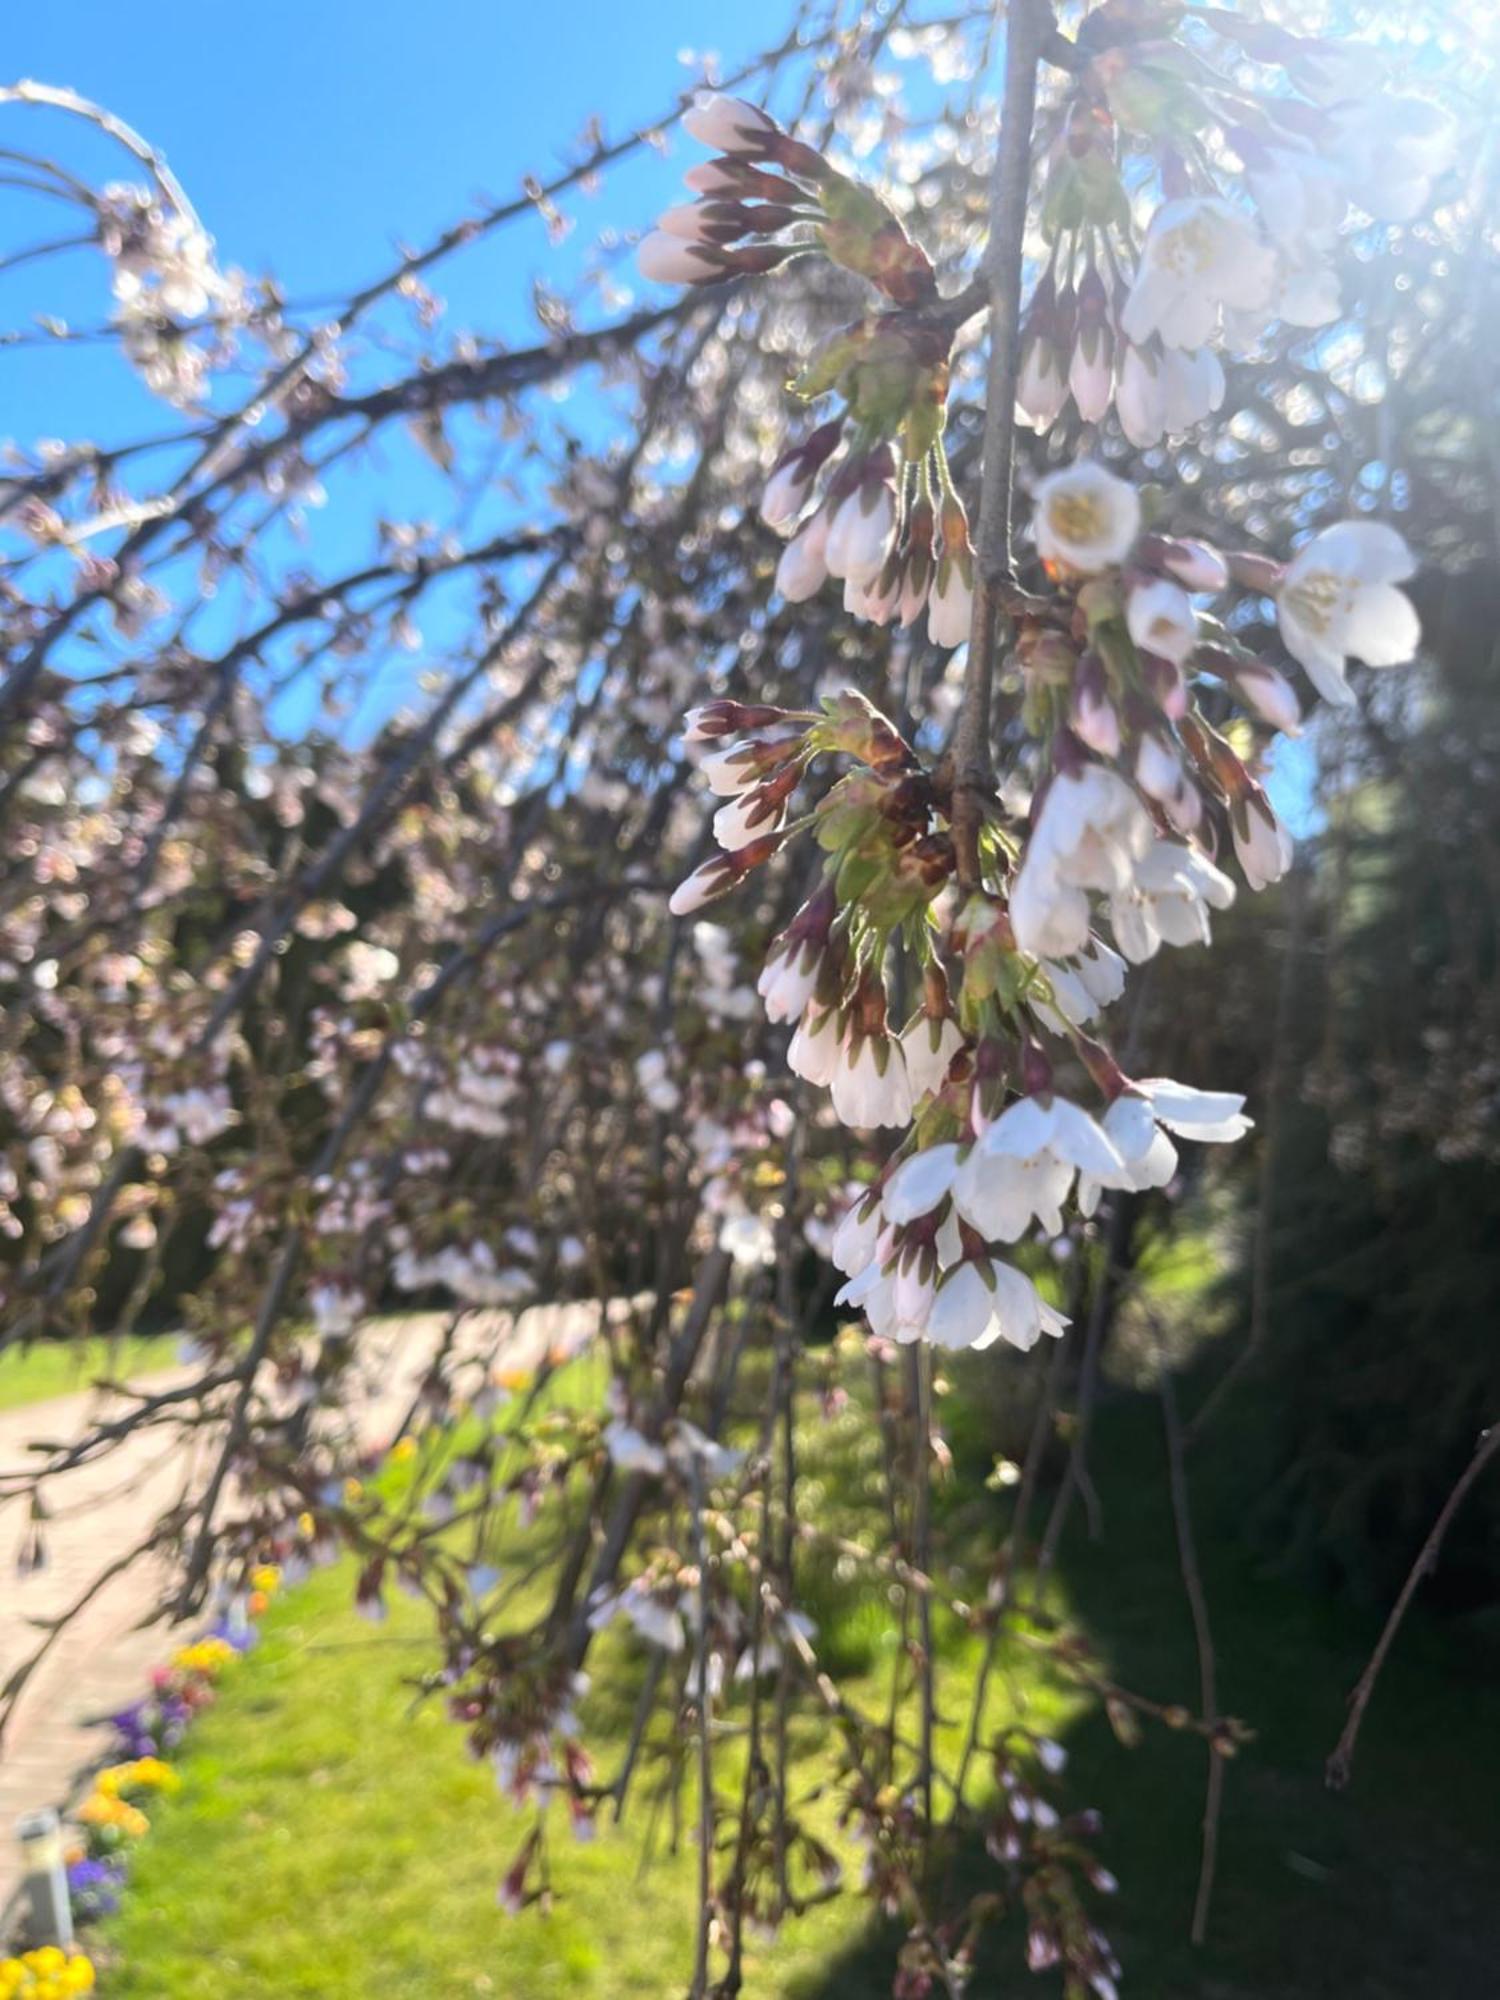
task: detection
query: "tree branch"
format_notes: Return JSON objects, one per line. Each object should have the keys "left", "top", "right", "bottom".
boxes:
{"left": 1327, "top": 1420, "right": 1500, "bottom": 1790}
{"left": 951, "top": 0, "right": 1050, "bottom": 886}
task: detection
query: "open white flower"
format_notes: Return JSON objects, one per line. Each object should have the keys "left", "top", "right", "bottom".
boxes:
{"left": 1121, "top": 198, "right": 1277, "bottom": 351}
{"left": 927, "top": 1258, "right": 1068, "bottom": 1353}
{"left": 735, "top": 1610, "right": 817, "bottom": 1682}
{"left": 1034, "top": 936, "right": 1126, "bottom": 1034}
{"left": 954, "top": 1094, "right": 1125, "bottom": 1242}
{"left": 636, "top": 1049, "right": 681, "bottom": 1113}
{"left": 589, "top": 1578, "right": 684, "bottom": 1653}
{"left": 671, "top": 1419, "right": 747, "bottom": 1483}
{"left": 720, "top": 1210, "right": 776, "bottom": 1268}
{"left": 1248, "top": 147, "right": 1345, "bottom": 261}
{"left": 1107, "top": 839, "right": 1235, "bottom": 964}
{"left": 882, "top": 1142, "right": 961, "bottom": 1225}
{"left": 1276, "top": 521, "right": 1419, "bottom": 707}
{"left": 1033, "top": 462, "right": 1140, "bottom": 575}
{"left": 1010, "top": 765, "right": 1154, "bottom": 961}
{"left": 1139, "top": 1077, "right": 1253, "bottom": 1143}
{"left": 1077, "top": 1082, "right": 1251, "bottom": 1213}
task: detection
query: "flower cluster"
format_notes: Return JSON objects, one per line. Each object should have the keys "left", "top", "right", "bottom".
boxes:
{"left": 48, "top": 1565, "right": 282, "bottom": 1960}
{"left": 643, "top": 94, "right": 976, "bottom": 650}
{"left": 0, "top": 1949, "right": 95, "bottom": 2000}
{"left": 669, "top": 453, "right": 1419, "bottom": 1352}
{"left": 1015, "top": 17, "right": 1454, "bottom": 441}
{"left": 96, "top": 182, "right": 243, "bottom": 405}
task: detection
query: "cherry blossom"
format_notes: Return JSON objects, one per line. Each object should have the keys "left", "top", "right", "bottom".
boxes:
{"left": 1276, "top": 521, "right": 1421, "bottom": 707}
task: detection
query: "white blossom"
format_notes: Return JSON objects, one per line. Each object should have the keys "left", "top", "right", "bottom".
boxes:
{"left": 1276, "top": 521, "right": 1420, "bottom": 707}
{"left": 928, "top": 1258, "right": 1068, "bottom": 1352}
{"left": 760, "top": 460, "right": 815, "bottom": 534}
{"left": 1010, "top": 765, "right": 1154, "bottom": 961}
{"left": 830, "top": 1190, "right": 884, "bottom": 1275}
{"left": 604, "top": 1420, "right": 667, "bottom": 1477}
{"left": 1121, "top": 198, "right": 1276, "bottom": 351}
{"left": 757, "top": 936, "right": 821, "bottom": 1024}
{"left": 787, "top": 1005, "right": 843, "bottom": 1088}
{"left": 829, "top": 1032, "right": 912, "bottom": 1130}
{"left": 1232, "top": 795, "right": 1294, "bottom": 892}
{"left": 589, "top": 1578, "right": 684, "bottom": 1653}
{"left": 775, "top": 508, "right": 832, "bottom": 602}
{"left": 1108, "top": 839, "right": 1236, "bottom": 963}
{"left": 1033, "top": 462, "right": 1141, "bottom": 575}
{"left": 1035, "top": 936, "right": 1126, "bottom": 1033}
{"left": 927, "top": 562, "right": 973, "bottom": 650}
{"left": 954, "top": 1094, "right": 1125, "bottom": 1242}
{"left": 882, "top": 1142, "right": 961, "bottom": 1225}
{"left": 900, "top": 1014, "right": 965, "bottom": 1100}
{"left": 720, "top": 1210, "right": 776, "bottom": 1268}
{"left": 713, "top": 788, "right": 786, "bottom": 852}
{"left": 825, "top": 483, "right": 898, "bottom": 586}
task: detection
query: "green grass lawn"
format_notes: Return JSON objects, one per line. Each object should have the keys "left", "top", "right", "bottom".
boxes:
{"left": 0, "top": 1335, "right": 178, "bottom": 1412}
{"left": 91, "top": 1338, "right": 1500, "bottom": 1998}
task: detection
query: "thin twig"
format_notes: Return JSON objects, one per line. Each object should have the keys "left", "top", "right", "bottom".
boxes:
{"left": 1327, "top": 1420, "right": 1500, "bottom": 1790}
{"left": 1159, "top": 1363, "right": 1224, "bottom": 1948}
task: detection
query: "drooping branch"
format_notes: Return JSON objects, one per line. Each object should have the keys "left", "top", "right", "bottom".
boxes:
{"left": 950, "top": 0, "right": 1051, "bottom": 885}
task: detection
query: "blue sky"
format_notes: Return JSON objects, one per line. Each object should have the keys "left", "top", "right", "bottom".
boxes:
{"left": 4, "top": 2, "right": 774, "bottom": 432}
{"left": 2, "top": 1, "right": 1320, "bottom": 825}
{"left": 2, "top": 3, "right": 791, "bottom": 740}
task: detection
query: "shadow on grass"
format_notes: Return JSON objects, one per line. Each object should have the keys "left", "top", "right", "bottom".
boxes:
{"left": 800, "top": 1388, "right": 1500, "bottom": 2000}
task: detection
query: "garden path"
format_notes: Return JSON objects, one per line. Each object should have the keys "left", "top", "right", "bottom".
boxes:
{"left": 0, "top": 1300, "right": 612, "bottom": 1927}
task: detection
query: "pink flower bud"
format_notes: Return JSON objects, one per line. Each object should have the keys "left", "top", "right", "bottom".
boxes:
{"left": 1071, "top": 656, "right": 1121, "bottom": 758}
{"left": 637, "top": 231, "right": 720, "bottom": 285}
{"left": 1158, "top": 537, "right": 1230, "bottom": 594}
{"left": 1233, "top": 661, "right": 1302, "bottom": 735}
{"left": 682, "top": 94, "right": 781, "bottom": 154}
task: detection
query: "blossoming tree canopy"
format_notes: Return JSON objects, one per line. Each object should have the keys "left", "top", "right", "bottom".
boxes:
{"left": 0, "top": 2, "right": 1464, "bottom": 1993}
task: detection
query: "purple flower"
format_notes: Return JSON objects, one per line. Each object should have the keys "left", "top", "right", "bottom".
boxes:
{"left": 68, "top": 1855, "right": 126, "bottom": 1918}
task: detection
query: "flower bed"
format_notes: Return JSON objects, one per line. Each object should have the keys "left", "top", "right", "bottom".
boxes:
{"left": 33, "top": 1565, "right": 291, "bottom": 1989}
